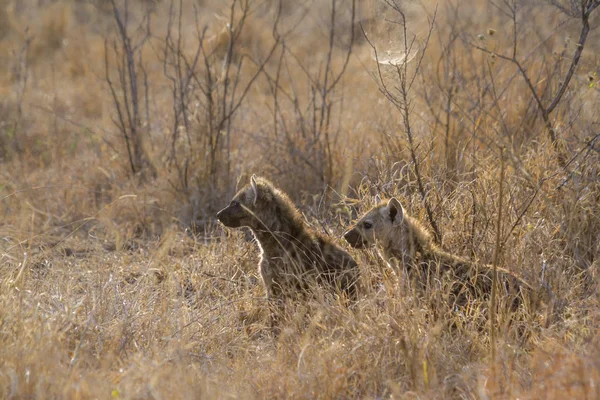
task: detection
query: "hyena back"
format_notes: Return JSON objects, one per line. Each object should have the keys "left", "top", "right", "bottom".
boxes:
{"left": 217, "top": 175, "right": 359, "bottom": 302}
{"left": 344, "top": 198, "right": 533, "bottom": 306}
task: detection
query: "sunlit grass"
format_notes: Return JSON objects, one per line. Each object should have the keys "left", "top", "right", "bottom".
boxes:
{"left": 1, "top": 0, "right": 599, "bottom": 398}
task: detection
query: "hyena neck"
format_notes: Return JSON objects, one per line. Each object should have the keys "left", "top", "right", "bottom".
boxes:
{"left": 251, "top": 229, "right": 290, "bottom": 251}
{"left": 423, "top": 245, "right": 470, "bottom": 268}
{"left": 392, "top": 217, "right": 432, "bottom": 257}
{"left": 250, "top": 229, "right": 281, "bottom": 258}
{"left": 383, "top": 217, "right": 469, "bottom": 269}
{"left": 250, "top": 219, "right": 311, "bottom": 256}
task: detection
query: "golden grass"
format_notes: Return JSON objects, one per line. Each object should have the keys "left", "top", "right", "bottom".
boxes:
{"left": 1, "top": 0, "right": 600, "bottom": 398}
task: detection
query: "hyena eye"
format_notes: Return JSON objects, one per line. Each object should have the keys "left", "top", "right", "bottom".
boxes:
{"left": 230, "top": 200, "right": 240, "bottom": 207}
{"left": 363, "top": 221, "right": 373, "bottom": 229}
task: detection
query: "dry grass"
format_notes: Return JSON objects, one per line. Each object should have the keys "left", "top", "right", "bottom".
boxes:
{"left": 1, "top": 0, "right": 600, "bottom": 398}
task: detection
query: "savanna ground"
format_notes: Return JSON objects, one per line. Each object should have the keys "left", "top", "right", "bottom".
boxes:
{"left": 1, "top": 0, "right": 600, "bottom": 398}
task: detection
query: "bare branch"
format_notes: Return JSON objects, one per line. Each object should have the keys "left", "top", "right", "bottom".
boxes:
{"left": 473, "top": 0, "right": 600, "bottom": 167}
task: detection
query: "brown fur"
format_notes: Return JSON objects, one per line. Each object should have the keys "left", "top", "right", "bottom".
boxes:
{"left": 217, "top": 175, "right": 359, "bottom": 303}
{"left": 344, "top": 198, "right": 533, "bottom": 307}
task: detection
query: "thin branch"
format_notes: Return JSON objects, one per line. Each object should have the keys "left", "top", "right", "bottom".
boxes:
{"left": 472, "top": 0, "right": 600, "bottom": 167}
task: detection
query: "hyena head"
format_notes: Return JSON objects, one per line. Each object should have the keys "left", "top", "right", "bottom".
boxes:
{"left": 216, "top": 175, "right": 288, "bottom": 230}
{"left": 344, "top": 197, "right": 405, "bottom": 248}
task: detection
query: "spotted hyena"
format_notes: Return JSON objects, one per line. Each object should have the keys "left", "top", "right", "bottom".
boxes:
{"left": 217, "top": 176, "right": 359, "bottom": 307}
{"left": 344, "top": 197, "right": 532, "bottom": 307}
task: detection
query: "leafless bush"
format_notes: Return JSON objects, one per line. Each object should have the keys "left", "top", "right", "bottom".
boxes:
{"left": 470, "top": 0, "right": 600, "bottom": 167}
{"left": 160, "top": 0, "right": 281, "bottom": 229}
{"left": 104, "top": 0, "right": 155, "bottom": 180}
{"left": 405, "top": 0, "right": 600, "bottom": 274}
{"left": 455, "top": 0, "right": 600, "bottom": 271}
{"left": 0, "top": 28, "right": 30, "bottom": 162}
{"left": 258, "top": 0, "right": 357, "bottom": 201}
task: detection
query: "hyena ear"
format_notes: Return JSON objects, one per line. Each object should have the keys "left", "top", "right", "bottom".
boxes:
{"left": 387, "top": 197, "right": 404, "bottom": 225}
{"left": 249, "top": 175, "right": 259, "bottom": 205}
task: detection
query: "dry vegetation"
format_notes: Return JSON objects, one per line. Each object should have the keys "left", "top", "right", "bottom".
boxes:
{"left": 1, "top": 0, "right": 600, "bottom": 398}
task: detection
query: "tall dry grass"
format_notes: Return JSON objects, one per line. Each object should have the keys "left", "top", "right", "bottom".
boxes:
{"left": 1, "top": 0, "right": 599, "bottom": 398}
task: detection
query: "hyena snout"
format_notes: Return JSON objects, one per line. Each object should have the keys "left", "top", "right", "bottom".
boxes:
{"left": 344, "top": 228, "right": 367, "bottom": 249}
{"left": 216, "top": 204, "right": 245, "bottom": 228}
